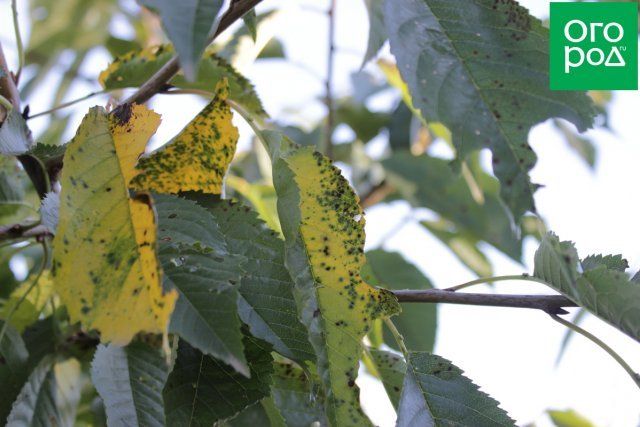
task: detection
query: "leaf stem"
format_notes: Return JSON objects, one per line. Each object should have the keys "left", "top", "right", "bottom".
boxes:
{"left": 384, "top": 317, "right": 408, "bottom": 356}
{"left": 27, "top": 90, "right": 108, "bottom": 120}
{"left": 549, "top": 313, "right": 640, "bottom": 390}
{"left": 445, "top": 274, "right": 550, "bottom": 291}
{"left": 0, "top": 242, "right": 48, "bottom": 344}
{"left": 0, "top": 94, "right": 13, "bottom": 111}
{"left": 11, "top": 0, "right": 24, "bottom": 81}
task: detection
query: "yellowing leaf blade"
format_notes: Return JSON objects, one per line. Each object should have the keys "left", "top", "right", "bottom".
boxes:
{"left": 265, "top": 132, "right": 399, "bottom": 426}
{"left": 130, "top": 81, "right": 238, "bottom": 195}
{"left": 53, "top": 106, "right": 177, "bottom": 345}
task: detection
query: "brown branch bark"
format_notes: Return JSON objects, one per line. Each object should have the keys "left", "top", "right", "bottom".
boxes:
{"left": 392, "top": 289, "right": 577, "bottom": 315}
{"left": 121, "top": 0, "right": 264, "bottom": 106}
{"left": 0, "top": 41, "right": 20, "bottom": 121}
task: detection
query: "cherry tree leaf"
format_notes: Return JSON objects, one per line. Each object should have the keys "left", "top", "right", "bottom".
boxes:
{"left": 138, "top": 0, "right": 224, "bottom": 80}
{"left": 91, "top": 341, "right": 168, "bottom": 427}
{"left": 99, "top": 45, "right": 266, "bottom": 118}
{"left": 53, "top": 105, "right": 177, "bottom": 345}
{"left": 264, "top": 131, "right": 400, "bottom": 426}
{"left": 397, "top": 352, "right": 515, "bottom": 427}
{"left": 385, "top": 0, "right": 595, "bottom": 220}
{"left": 163, "top": 334, "right": 274, "bottom": 425}
{"left": 534, "top": 233, "right": 640, "bottom": 342}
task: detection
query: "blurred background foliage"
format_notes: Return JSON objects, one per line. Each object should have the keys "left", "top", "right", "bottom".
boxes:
{"left": 1, "top": 0, "right": 637, "bottom": 425}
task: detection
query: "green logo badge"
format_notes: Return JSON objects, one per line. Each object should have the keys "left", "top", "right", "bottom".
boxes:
{"left": 550, "top": 2, "right": 638, "bottom": 90}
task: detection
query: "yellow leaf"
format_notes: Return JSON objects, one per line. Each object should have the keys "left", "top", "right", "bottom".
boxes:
{"left": 130, "top": 80, "right": 238, "bottom": 195}
{"left": 53, "top": 105, "right": 177, "bottom": 345}
{"left": 266, "top": 133, "right": 400, "bottom": 426}
{"left": 0, "top": 271, "right": 53, "bottom": 332}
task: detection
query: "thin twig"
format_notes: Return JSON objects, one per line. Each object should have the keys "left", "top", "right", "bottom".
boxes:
{"left": 0, "top": 94, "right": 13, "bottom": 111}
{"left": 549, "top": 313, "right": 640, "bottom": 389}
{"left": 384, "top": 318, "right": 408, "bottom": 355}
{"left": 0, "top": 42, "right": 21, "bottom": 122}
{"left": 27, "top": 90, "right": 108, "bottom": 120}
{"left": 11, "top": 0, "right": 24, "bottom": 81}
{"left": 392, "top": 289, "right": 576, "bottom": 314}
{"left": 446, "top": 273, "right": 550, "bottom": 292}
{"left": 324, "top": 0, "right": 336, "bottom": 158}
{"left": 121, "top": 0, "right": 263, "bottom": 106}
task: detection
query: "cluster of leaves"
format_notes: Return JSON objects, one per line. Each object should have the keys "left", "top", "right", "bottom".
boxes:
{"left": 0, "top": 0, "right": 638, "bottom": 426}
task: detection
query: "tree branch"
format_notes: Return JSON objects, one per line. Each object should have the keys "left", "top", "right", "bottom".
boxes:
{"left": 0, "top": 41, "right": 20, "bottom": 122}
{"left": 392, "top": 289, "right": 577, "bottom": 314}
{"left": 120, "top": 0, "right": 263, "bottom": 106}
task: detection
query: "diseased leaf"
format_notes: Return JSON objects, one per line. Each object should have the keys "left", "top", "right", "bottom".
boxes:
{"left": 363, "top": 250, "right": 437, "bottom": 352}
{"left": 194, "top": 198, "right": 315, "bottom": 364}
{"left": 163, "top": 335, "right": 274, "bottom": 425}
{"left": 384, "top": 0, "right": 595, "bottom": 219}
{"left": 369, "top": 349, "right": 405, "bottom": 409}
{"left": 362, "top": 0, "right": 386, "bottom": 66}
{"left": 534, "top": 233, "right": 640, "bottom": 342}
{"left": 397, "top": 352, "right": 515, "bottom": 427}
{"left": 53, "top": 105, "right": 177, "bottom": 345}
{"left": 264, "top": 131, "right": 400, "bottom": 426}
{"left": 131, "top": 81, "right": 238, "bottom": 194}
{"left": 270, "top": 362, "right": 326, "bottom": 427}
{"left": 99, "top": 45, "right": 266, "bottom": 118}
{"left": 383, "top": 152, "right": 522, "bottom": 261}
{"left": 0, "top": 110, "right": 32, "bottom": 155}
{"left": 138, "top": 0, "right": 223, "bottom": 80}
{"left": 91, "top": 341, "right": 168, "bottom": 427}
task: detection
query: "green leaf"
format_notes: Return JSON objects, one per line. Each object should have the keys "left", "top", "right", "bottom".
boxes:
{"left": 362, "top": 0, "right": 386, "bottom": 66}
{"left": 383, "top": 152, "right": 522, "bottom": 261}
{"left": 163, "top": 335, "right": 274, "bottom": 425}
{"left": 0, "top": 157, "right": 27, "bottom": 220}
{"left": 384, "top": 0, "right": 595, "bottom": 219}
{"left": 154, "top": 194, "right": 248, "bottom": 375}
{"left": 369, "top": 349, "right": 405, "bottom": 409}
{"left": 243, "top": 9, "right": 258, "bottom": 42}
{"left": 534, "top": 233, "right": 640, "bottom": 342}
{"left": 270, "top": 362, "right": 326, "bottom": 427}
{"left": 222, "top": 400, "right": 284, "bottom": 427}
{"left": 161, "top": 244, "right": 249, "bottom": 376}
{"left": 6, "top": 356, "right": 78, "bottom": 427}
{"left": 0, "top": 320, "right": 29, "bottom": 422}
{"left": 191, "top": 198, "right": 315, "bottom": 364}
{"left": 0, "top": 110, "right": 32, "bottom": 156}
{"left": 548, "top": 409, "right": 595, "bottom": 427}
{"left": 99, "top": 45, "right": 266, "bottom": 118}
{"left": 138, "top": 0, "right": 224, "bottom": 80}
{"left": 91, "top": 341, "right": 168, "bottom": 427}
{"left": 263, "top": 131, "right": 400, "bottom": 426}
{"left": 581, "top": 254, "right": 628, "bottom": 272}
{"left": 336, "top": 101, "right": 389, "bottom": 143}
{"left": 40, "top": 192, "right": 59, "bottom": 234}
{"left": 397, "top": 352, "right": 515, "bottom": 426}
{"left": 363, "top": 250, "right": 437, "bottom": 352}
